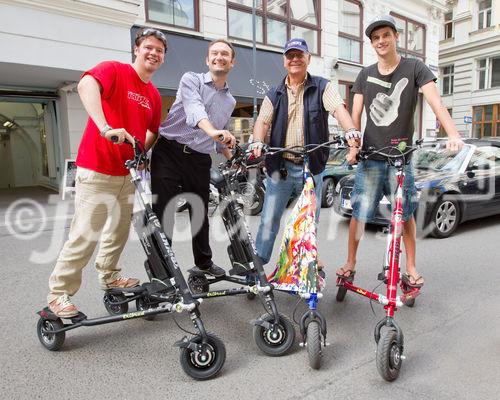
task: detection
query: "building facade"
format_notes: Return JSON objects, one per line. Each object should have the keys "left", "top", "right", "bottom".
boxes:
{"left": 439, "top": 0, "right": 500, "bottom": 138}
{"left": 0, "top": 0, "right": 446, "bottom": 191}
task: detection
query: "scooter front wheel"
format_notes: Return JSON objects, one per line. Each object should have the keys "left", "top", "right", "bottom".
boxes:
{"left": 253, "top": 313, "right": 295, "bottom": 356}
{"left": 306, "top": 321, "right": 321, "bottom": 369}
{"left": 37, "top": 318, "right": 65, "bottom": 351}
{"left": 103, "top": 293, "right": 129, "bottom": 315}
{"left": 179, "top": 332, "right": 226, "bottom": 380}
{"left": 376, "top": 328, "right": 403, "bottom": 381}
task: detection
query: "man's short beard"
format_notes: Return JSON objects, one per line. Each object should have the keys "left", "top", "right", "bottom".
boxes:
{"left": 211, "top": 69, "right": 228, "bottom": 77}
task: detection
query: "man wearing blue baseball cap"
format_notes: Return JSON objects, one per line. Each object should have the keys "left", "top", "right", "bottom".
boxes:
{"left": 250, "top": 38, "right": 360, "bottom": 267}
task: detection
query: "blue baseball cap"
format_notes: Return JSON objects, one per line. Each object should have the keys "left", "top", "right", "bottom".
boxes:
{"left": 283, "top": 38, "right": 309, "bottom": 54}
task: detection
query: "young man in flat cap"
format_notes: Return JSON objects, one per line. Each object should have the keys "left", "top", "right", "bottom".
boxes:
{"left": 337, "top": 15, "right": 463, "bottom": 288}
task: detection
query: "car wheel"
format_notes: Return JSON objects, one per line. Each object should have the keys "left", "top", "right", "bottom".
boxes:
{"left": 321, "top": 178, "right": 335, "bottom": 208}
{"left": 430, "top": 198, "right": 460, "bottom": 238}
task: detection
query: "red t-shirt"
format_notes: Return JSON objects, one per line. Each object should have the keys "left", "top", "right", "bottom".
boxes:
{"left": 76, "top": 61, "right": 162, "bottom": 176}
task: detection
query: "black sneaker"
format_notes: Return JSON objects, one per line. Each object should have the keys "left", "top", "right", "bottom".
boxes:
{"left": 200, "top": 264, "right": 226, "bottom": 278}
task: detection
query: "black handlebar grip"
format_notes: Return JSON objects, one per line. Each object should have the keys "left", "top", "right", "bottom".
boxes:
{"left": 110, "top": 136, "right": 132, "bottom": 145}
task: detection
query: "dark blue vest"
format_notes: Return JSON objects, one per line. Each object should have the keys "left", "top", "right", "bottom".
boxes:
{"left": 265, "top": 74, "right": 330, "bottom": 177}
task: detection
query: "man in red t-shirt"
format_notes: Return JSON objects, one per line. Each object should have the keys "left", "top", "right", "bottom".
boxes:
{"left": 47, "top": 28, "right": 166, "bottom": 318}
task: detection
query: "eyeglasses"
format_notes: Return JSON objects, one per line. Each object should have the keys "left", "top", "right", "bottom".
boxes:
{"left": 285, "top": 52, "right": 306, "bottom": 60}
{"left": 137, "top": 28, "right": 168, "bottom": 52}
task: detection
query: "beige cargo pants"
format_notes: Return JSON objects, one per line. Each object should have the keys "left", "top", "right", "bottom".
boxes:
{"left": 48, "top": 167, "right": 135, "bottom": 303}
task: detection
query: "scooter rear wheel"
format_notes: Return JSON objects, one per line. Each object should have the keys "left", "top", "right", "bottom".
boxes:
{"left": 404, "top": 298, "right": 415, "bottom": 307}
{"left": 187, "top": 274, "right": 209, "bottom": 295}
{"left": 103, "top": 293, "right": 129, "bottom": 315}
{"left": 37, "top": 318, "right": 65, "bottom": 351}
{"left": 336, "top": 286, "right": 348, "bottom": 302}
{"left": 306, "top": 320, "right": 321, "bottom": 369}
{"left": 179, "top": 332, "right": 226, "bottom": 380}
{"left": 135, "top": 297, "right": 157, "bottom": 321}
{"left": 253, "top": 313, "right": 295, "bottom": 356}
{"left": 376, "top": 328, "right": 403, "bottom": 381}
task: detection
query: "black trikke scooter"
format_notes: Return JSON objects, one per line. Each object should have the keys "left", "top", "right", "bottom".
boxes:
{"left": 187, "top": 144, "right": 296, "bottom": 356}
{"left": 36, "top": 139, "right": 226, "bottom": 380}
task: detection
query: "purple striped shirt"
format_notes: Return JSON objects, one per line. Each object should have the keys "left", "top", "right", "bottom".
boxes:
{"left": 159, "top": 71, "right": 236, "bottom": 154}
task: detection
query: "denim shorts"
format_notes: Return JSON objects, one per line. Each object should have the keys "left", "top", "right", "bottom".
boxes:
{"left": 351, "top": 159, "right": 418, "bottom": 223}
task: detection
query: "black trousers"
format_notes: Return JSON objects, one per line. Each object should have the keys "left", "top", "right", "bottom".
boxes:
{"left": 151, "top": 137, "right": 213, "bottom": 268}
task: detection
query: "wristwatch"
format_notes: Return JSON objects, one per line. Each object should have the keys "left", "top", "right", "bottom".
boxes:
{"left": 100, "top": 123, "right": 113, "bottom": 137}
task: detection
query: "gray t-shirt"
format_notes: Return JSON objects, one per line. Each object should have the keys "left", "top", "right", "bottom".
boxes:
{"left": 352, "top": 57, "right": 436, "bottom": 152}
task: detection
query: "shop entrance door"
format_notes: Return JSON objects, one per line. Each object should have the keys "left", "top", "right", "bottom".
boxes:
{"left": 0, "top": 99, "right": 60, "bottom": 189}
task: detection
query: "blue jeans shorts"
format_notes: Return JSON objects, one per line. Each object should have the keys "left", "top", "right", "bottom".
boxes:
{"left": 351, "top": 159, "right": 418, "bottom": 223}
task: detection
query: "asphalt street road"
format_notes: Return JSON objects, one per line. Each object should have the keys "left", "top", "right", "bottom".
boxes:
{"left": 1, "top": 192, "right": 499, "bottom": 400}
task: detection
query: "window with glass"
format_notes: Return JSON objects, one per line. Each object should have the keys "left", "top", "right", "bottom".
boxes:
{"left": 227, "top": 0, "right": 321, "bottom": 54}
{"left": 444, "top": 12, "right": 453, "bottom": 39}
{"left": 477, "top": 57, "right": 500, "bottom": 90}
{"left": 391, "top": 13, "right": 426, "bottom": 61}
{"left": 472, "top": 104, "right": 499, "bottom": 138}
{"left": 478, "top": 0, "right": 492, "bottom": 30}
{"left": 441, "top": 65, "right": 454, "bottom": 95}
{"left": 338, "top": 0, "right": 362, "bottom": 64}
{"left": 146, "top": 0, "right": 198, "bottom": 30}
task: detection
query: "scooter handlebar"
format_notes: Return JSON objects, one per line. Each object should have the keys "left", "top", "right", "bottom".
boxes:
{"left": 261, "top": 135, "right": 345, "bottom": 157}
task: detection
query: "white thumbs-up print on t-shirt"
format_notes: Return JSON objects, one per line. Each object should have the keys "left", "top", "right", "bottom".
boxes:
{"left": 369, "top": 78, "right": 408, "bottom": 127}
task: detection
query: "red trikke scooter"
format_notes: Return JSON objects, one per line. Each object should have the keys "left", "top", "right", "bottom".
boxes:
{"left": 336, "top": 140, "right": 423, "bottom": 381}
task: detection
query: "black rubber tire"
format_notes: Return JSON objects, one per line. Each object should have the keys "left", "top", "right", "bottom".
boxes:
{"left": 321, "top": 178, "right": 336, "bottom": 208}
{"left": 376, "top": 329, "right": 403, "bottom": 381}
{"left": 188, "top": 274, "right": 210, "bottom": 294}
{"left": 179, "top": 332, "right": 226, "bottom": 380}
{"left": 430, "top": 198, "right": 460, "bottom": 238}
{"left": 37, "top": 318, "right": 65, "bottom": 351}
{"left": 239, "top": 182, "right": 265, "bottom": 216}
{"left": 103, "top": 293, "right": 129, "bottom": 315}
{"left": 405, "top": 298, "right": 415, "bottom": 308}
{"left": 253, "top": 313, "right": 295, "bottom": 356}
{"left": 306, "top": 321, "right": 322, "bottom": 369}
{"left": 336, "top": 286, "right": 348, "bottom": 302}
{"left": 135, "top": 297, "right": 157, "bottom": 321}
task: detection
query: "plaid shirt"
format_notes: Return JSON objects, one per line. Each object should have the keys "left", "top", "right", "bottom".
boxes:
{"left": 257, "top": 75, "right": 344, "bottom": 161}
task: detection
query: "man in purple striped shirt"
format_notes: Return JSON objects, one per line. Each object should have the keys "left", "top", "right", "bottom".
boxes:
{"left": 151, "top": 39, "right": 236, "bottom": 278}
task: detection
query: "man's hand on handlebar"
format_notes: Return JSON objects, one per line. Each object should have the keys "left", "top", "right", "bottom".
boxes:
{"left": 248, "top": 140, "right": 264, "bottom": 158}
{"left": 209, "top": 129, "right": 236, "bottom": 148}
{"left": 446, "top": 136, "right": 464, "bottom": 152}
{"left": 346, "top": 146, "right": 359, "bottom": 165}
{"left": 105, "top": 128, "right": 135, "bottom": 145}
